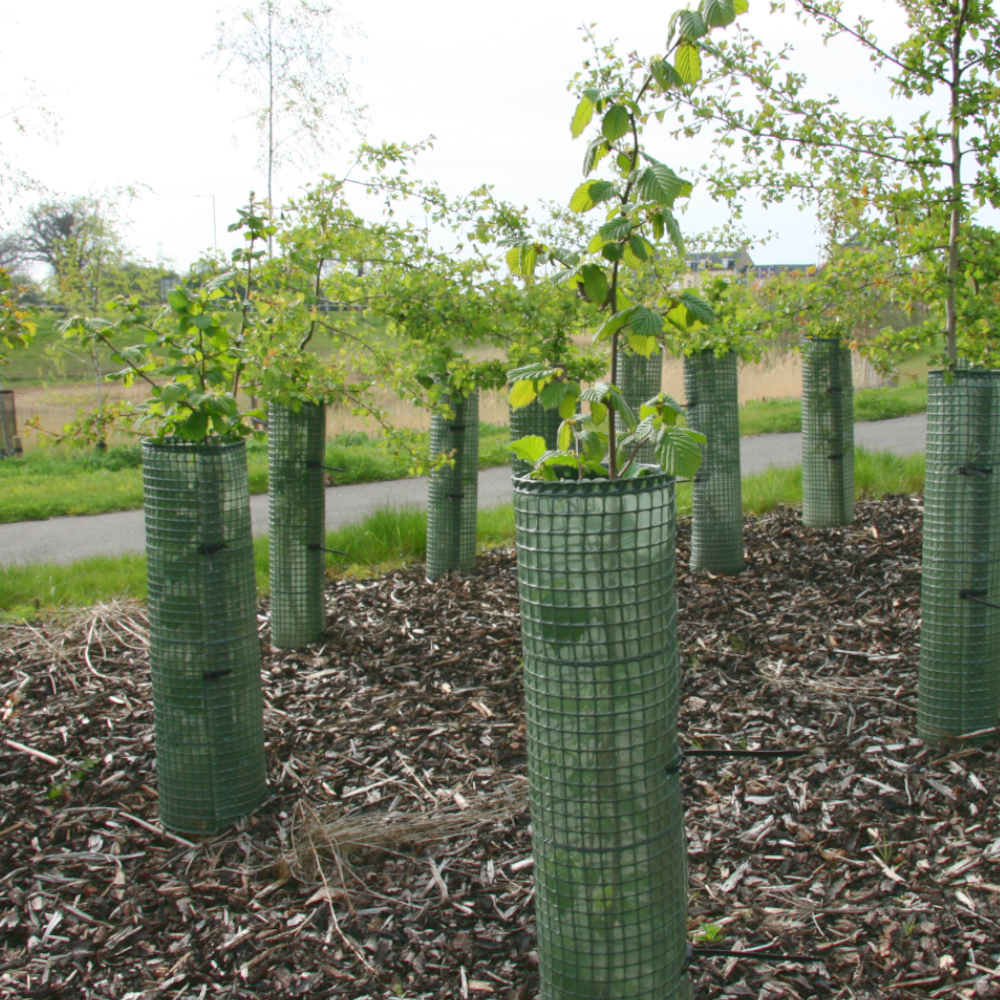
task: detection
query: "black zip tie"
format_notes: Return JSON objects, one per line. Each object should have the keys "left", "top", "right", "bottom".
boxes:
{"left": 306, "top": 544, "right": 349, "bottom": 556}
{"left": 197, "top": 542, "right": 227, "bottom": 556}
{"left": 960, "top": 465, "right": 992, "bottom": 477}
{"left": 827, "top": 453, "right": 844, "bottom": 460}
{"left": 961, "top": 590, "right": 1000, "bottom": 611}
{"left": 202, "top": 669, "right": 232, "bottom": 681}
{"left": 306, "top": 461, "right": 346, "bottom": 473}
{"left": 446, "top": 493, "right": 464, "bottom": 499}
{"left": 826, "top": 387, "right": 842, "bottom": 394}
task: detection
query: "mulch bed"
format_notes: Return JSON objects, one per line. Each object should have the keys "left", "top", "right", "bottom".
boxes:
{"left": 2, "top": 494, "right": 1000, "bottom": 1000}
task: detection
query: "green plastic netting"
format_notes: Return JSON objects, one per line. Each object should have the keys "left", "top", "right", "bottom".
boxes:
{"left": 919, "top": 370, "right": 1000, "bottom": 745}
{"left": 513, "top": 473, "right": 691, "bottom": 1000}
{"left": 683, "top": 349, "right": 744, "bottom": 573}
{"left": 426, "top": 390, "right": 479, "bottom": 582}
{"left": 616, "top": 348, "right": 663, "bottom": 466}
{"left": 142, "top": 438, "right": 267, "bottom": 834}
{"left": 801, "top": 337, "right": 855, "bottom": 527}
{"left": 268, "top": 401, "right": 327, "bottom": 650}
{"left": 510, "top": 396, "right": 563, "bottom": 477}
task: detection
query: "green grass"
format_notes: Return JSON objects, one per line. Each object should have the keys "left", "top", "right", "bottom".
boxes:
{"left": 0, "top": 448, "right": 925, "bottom": 619}
{"left": 738, "top": 379, "right": 928, "bottom": 437}
{"left": 0, "top": 424, "right": 514, "bottom": 524}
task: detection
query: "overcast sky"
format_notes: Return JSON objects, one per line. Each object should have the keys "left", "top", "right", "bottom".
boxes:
{"left": 0, "top": 0, "right": 959, "bottom": 273}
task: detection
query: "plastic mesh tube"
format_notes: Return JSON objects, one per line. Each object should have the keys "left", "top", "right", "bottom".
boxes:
{"left": 513, "top": 473, "right": 691, "bottom": 1000}
{"left": 919, "top": 370, "right": 1000, "bottom": 745}
{"left": 268, "top": 402, "right": 327, "bottom": 649}
{"left": 684, "top": 350, "right": 744, "bottom": 573}
{"left": 142, "top": 439, "right": 267, "bottom": 834}
{"left": 616, "top": 349, "right": 663, "bottom": 466}
{"left": 510, "top": 397, "right": 563, "bottom": 477}
{"left": 801, "top": 338, "right": 855, "bottom": 527}
{"left": 426, "top": 390, "right": 479, "bottom": 581}
{"left": 0, "top": 390, "right": 16, "bottom": 458}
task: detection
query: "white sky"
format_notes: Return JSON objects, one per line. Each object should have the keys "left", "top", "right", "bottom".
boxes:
{"left": 0, "top": 0, "right": 961, "bottom": 273}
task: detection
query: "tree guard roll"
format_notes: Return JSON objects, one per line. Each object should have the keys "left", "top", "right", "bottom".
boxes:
{"left": 616, "top": 348, "right": 663, "bottom": 466}
{"left": 510, "top": 395, "right": 563, "bottom": 477}
{"left": 919, "top": 370, "right": 1000, "bottom": 745}
{"left": 801, "top": 337, "right": 854, "bottom": 527}
{"left": 683, "top": 349, "right": 744, "bottom": 573}
{"left": 142, "top": 438, "right": 267, "bottom": 834}
{"left": 426, "top": 390, "right": 479, "bottom": 581}
{"left": 513, "top": 473, "right": 691, "bottom": 1000}
{"left": 268, "top": 401, "right": 327, "bottom": 649}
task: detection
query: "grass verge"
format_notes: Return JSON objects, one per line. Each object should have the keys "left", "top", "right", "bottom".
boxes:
{"left": 738, "top": 379, "right": 928, "bottom": 436}
{"left": 0, "top": 447, "right": 925, "bottom": 619}
{"left": 0, "top": 424, "right": 514, "bottom": 523}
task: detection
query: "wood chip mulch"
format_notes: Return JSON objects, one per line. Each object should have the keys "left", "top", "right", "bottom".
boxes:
{"left": 3, "top": 494, "right": 1000, "bottom": 1000}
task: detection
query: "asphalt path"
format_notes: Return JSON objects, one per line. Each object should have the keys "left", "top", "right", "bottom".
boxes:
{"left": 0, "top": 413, "right": 927, "bottom": 568}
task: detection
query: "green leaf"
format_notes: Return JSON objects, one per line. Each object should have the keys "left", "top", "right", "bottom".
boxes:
{"left": 627, "top": 235, "right": 653, "bottom": 263}
{"left": 675, "top": 41, "right": 703, "bottom": 84}
{"left": 509, "top": 380, "right": 539, "bottom": 410}
{"left": 598, "top": 216, "right": 634, "bottom": 242}
{"left": 636, "top": 163, "right": 686, "bottom": 206}
{"left": 571, "top": 96, "right": 595, "bottom": 138}
{"left": 680, "top": 290, "right": 715, "bottom": 325}
{"left": 663, "top": 210, "right": 685, "bottom": 255}
{"left": 557, "top": 421, "right": 573, "bottom": 450}
{"left": 583, "top": 137, "right": 610, "bottom": 176}
{"left": 734, "top": 0, "right": 748, "bottom": 13}
{"left": 166, "top": 289, "right": 188, "bottom": 311}
{"left": 650, "top": 58, "right": 683, "bottom": 91}
{"left": 656, "top": 426, "right": 704, "bottom": 478}
{"left": 621, "top": 304, "right": 664, "bottom": 339}
{"left": 601, "top": 104, "right": 631, "bottom": 143}
{"left": 509, "top": 435, "right": 548, "bottom": 464}
{"left": 701, "top": 0, "right": 736, "bottom": 28}
{"left": 677, "top": 9, "right": 709, "bottom": 39}
{"left": 581, "top": 264, "right": 610, "bottom": 306}
{"left": 558, "top": 390, "right": 579, "bottom": 419}
{"left": 601, "top": 243, "right": 625, "bottom": 262}
{"left": 593, "top": 312, "right": 627, "bottom": 344}
{"left": 158, "top": 382, "right": 187, "bottom": 406}
{"left": 569, "top": 179, "right": 617, "bottom": 213}
{"left": 626, "top": 332, "right": 661, "bottom": 357}
{"left": 588, "top": 402, "right": 607, "bottom": 430}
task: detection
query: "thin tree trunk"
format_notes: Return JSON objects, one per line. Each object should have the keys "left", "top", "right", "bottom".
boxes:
{"left": 945, "top": 0, "right": 970, "bottom": 366}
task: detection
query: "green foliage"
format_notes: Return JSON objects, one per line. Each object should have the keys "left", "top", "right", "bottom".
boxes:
{"left": 504, "top": 1, "right": 746, "bottom": 478}
{"left": 669, "top": 1, "right": 1000, "bottom": 367}
{"left": 0, "top": 268, "right": 36, "bottom": 373}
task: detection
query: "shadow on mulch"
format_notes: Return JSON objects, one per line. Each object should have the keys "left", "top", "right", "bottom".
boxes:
{"left": 2, "top": 494, "right": 999, "bottom": 1000}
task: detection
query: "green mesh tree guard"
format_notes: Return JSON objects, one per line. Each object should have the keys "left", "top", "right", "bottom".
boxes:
{"left": 142, "top": 439, "right": 267, "bottom": 834}
{"left": 268, "top": 401, "right": 327, "bottom": 650}
{"left": 801, "top": 337, "right": 855, "bottom": 527}
{"left": 510, "top": 396, "right": 563, "bottom": 477}
{"left": 426, "top": 390, "right": 479, "bottom": 582}
{"left": 616, "top": 348, "right": 663, "bottom": 466}
{"left": 919, "top": 370, "right": 1000, "bottom": 745}
{"left": 683, "top": 349, "right": 744, "bottom": 573}
{"left": 513, "top": 474, "right": 691, "bottom": 1000}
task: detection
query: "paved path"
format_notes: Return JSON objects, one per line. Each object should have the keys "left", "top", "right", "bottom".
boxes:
{"left": 0, "top": 413, "right": 928, "bottom": 567}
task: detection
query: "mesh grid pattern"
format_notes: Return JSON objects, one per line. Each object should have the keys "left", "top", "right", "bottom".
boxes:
{"left": 919, "top": 370, "right": 1000, "bottom": 745}
{"left": 267, "top": 402, "right": 327, "bottom": 649}
{"left": 510, "top": 397, "right": 564, "bottom": 477}
{"left": 513, "top": 474, "right": 691, "bottom": 1000}
{"left": 684, "top": 350, "right": 744, "bottom": 573}
{"left": 426, "top": 390, "right": 479, "bottom": 582}
{"left": 616, "top": 349, "right": 663, "bottom": 467}
{"left": 142, "top": 439, "right": 267, "bottom": 834}
{"left": 801, "top": 338, "right": 855, "bottom": 527}
{"left": 0, "top": 390, "right": 16, "bottom": 458}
